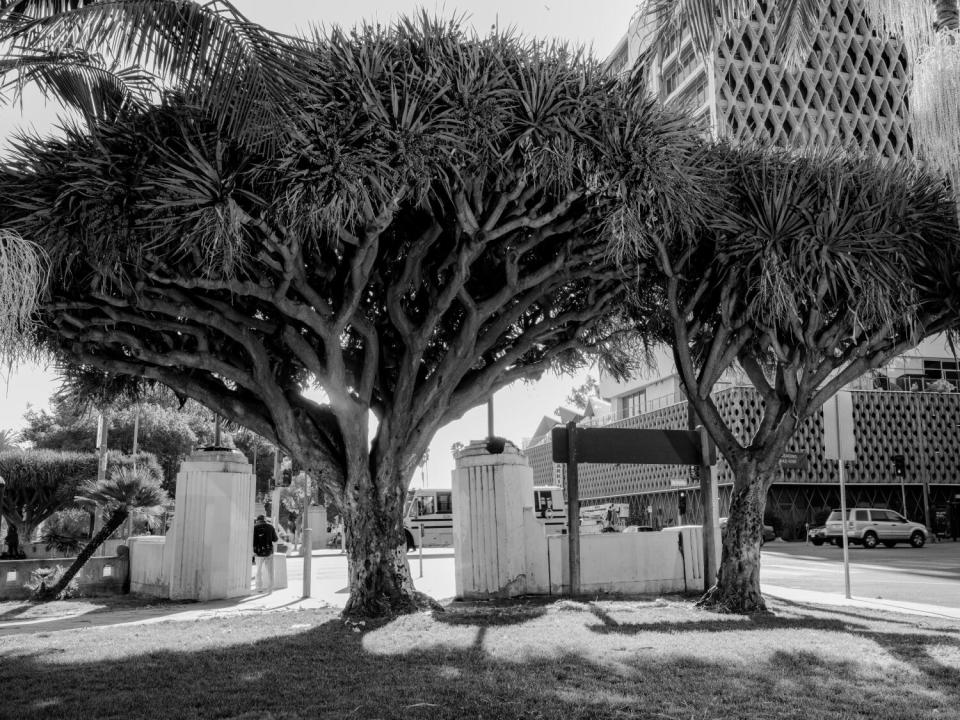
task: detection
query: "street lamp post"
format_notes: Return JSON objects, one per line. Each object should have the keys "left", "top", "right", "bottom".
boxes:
{"left": 914, "top": 392, "right": 932, "bottom": 531}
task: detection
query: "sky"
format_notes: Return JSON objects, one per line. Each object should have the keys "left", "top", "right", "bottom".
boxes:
{"left": 0, "top": 0, "right": 641, "bottom": 486}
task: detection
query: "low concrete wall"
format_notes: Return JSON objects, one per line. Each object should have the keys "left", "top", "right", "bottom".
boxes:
{"left": 0, "top": 556, "right": 128, "bottom": 600}
{"left": 542, "top": 526, "right": 704, "bottom": 596}
{"left": 129, "top": 535, "right": 289, "bottom": 596}
{"left": 128, "top": 536, "right": 169, "bottom": 597}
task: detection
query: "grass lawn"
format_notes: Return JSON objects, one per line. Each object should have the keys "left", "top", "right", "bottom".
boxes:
{"left": 1, "top": 595, "right": 959, "bottom": 720}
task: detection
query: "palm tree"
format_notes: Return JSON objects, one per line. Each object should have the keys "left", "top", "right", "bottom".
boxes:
{"left": 34, "top": 465, "right": 167, "bottom": 600}
{"left": 639, "top": 2, "right": 960, "bottom": 201}
{"left": 0, "top": 0, "right": 307, "bottom": 140}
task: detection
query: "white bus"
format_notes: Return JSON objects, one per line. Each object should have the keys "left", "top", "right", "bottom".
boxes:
{"left": 403, "top": 486, "right": 567, "bottom": 550}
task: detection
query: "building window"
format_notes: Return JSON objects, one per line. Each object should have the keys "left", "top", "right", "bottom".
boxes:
{"left": 619, "top": 391, "right": 646, "bottom": 419}
{"left": 436, "top": 492, "right": 452, "bottom": 514}
{"left": 662, "top": 45, "right": 698, "bottom": 96}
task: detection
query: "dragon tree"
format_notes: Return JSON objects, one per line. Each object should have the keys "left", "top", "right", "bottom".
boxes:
{"left": 616, "top": 143, "right": 960, "bottom": 613}
{"left": 0, "top": 17, "right": 705, "bottom": 617}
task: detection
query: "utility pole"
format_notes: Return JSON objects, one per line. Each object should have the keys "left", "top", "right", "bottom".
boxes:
{"left": 302, "top": 475, "right": 312, "bottom": 598}
{"left": 566, "top": 421, "right": 580, "bottom": 596}
{"left": 94, "top": 413, "right": 109, "bottom": 553}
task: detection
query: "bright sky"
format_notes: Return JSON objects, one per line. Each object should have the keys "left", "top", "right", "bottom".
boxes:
{"left": 0, "top": 0, "right": 640, "bottom": 486}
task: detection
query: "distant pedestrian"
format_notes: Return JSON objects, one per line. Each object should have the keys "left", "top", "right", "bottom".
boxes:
{"left": 252, "top": 515, "right": 279, "bottom": 593}
{"left": 4, "top": 524, "right": 19, "bottom": 558}
{"left": 288, "top": 510, "right": 298, "bottom": 548}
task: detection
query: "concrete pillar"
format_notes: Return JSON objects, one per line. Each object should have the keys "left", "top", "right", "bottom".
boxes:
{"left": 167, "top": 449, "right": 256, "bottom": 601}
{"left": 308, "top": 505, "right": 327, "bottom": 549}
{"left": 452, "top": 439, "right": 532, "bottom": 599}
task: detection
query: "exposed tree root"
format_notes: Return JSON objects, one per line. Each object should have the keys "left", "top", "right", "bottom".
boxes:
{"left": 696, "top": 584, "right": 770, "bottom": 615}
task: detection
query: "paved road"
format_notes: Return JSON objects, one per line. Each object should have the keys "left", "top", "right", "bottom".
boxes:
{"left": 760, "top": 539, "right": 960, "bottom": 611}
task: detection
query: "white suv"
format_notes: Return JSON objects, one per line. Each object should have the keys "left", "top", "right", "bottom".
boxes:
{"left": 825, "top": 508, "right": 927, "bottom": 549}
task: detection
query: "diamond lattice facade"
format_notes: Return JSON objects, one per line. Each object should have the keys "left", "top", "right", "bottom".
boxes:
{"left": 607, "top": 0, "right": 911, "bottom": 158}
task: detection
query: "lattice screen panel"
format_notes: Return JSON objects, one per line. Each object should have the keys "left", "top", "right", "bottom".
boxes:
{"left": 714, "top": 0, "right": 910, "bottom": 159}
{"left": 523, "top": 387, "right": 960, "bottom": 526}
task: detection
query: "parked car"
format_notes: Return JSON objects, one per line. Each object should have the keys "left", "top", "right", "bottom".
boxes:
{"left": 824, "top": 508, "right": 926, "bottom": 548}
{"left": 623, "top": 525, "right": 656, "bottom": 533}
{"left": 718, "top": 517, "right": 776, "bottom": 544}
{"left": 808, "top": 525, "right": 827, "bottom": 546}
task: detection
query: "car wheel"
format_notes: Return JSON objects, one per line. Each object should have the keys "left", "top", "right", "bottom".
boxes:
{"left": 405, "top": 530, "right": 416, "bottom": 552}
{"left": 862, "top": 531, "right": 878, "bottom": 549}
{"left": 910, "top": 531, "right": 926, "bottom": 548}
{"left": 882, "top": 541, "right": 896, "bottom": 548}
{"left": 811, "top": 539, "right": 824, "bottom": 546}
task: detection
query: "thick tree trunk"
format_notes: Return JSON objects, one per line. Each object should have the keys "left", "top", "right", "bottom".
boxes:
{"left": 340, "top": 458, "right": 421, "bottom": 619}
{"left": 35, "top": 508, "right": 127, "bottom": 601}
{"left": 698, "top": 467, "right": 769, "bottom": 613}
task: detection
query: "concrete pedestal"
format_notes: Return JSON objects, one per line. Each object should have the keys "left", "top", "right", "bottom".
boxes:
{"left": 452, "top": 439, "right": 532, "bottom": 599}
{"left": 308, "top": 506, "right": 327, "bottom": 549}
{"left": 167, "top": 449, "right": 256, "bottom": 601}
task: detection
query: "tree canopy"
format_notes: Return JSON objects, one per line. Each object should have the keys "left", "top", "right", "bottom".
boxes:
{"left": 0, "top": 448, "right": 161, "bottom": 540}
{"left": 21, "top": 392, "right": 274, "bottom": 494}
{"left": 0, "top": 16, "right": 704, "bottom": 616}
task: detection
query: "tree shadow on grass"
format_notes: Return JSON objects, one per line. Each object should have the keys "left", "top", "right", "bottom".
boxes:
{"left": 768, "top": 597, "right": 960, "bottom": 634}
{"left": 3, "top": 602, "right": 960, "bottom": 720}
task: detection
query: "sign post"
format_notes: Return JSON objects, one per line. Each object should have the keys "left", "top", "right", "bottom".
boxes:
{"left": 823, "top": 391, "right": 856, "bottom": 599}
{"left": 551, "top": 424, "right": 717, "bottom": 594}
{"left": 698, "top": 427, "right": 721, "bottom": 585}
{"left": 566, "top": 422, "right": 581, "bottom": 596}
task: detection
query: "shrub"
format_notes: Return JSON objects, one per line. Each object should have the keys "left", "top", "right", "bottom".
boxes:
{"left": 40, "top": 508, "right": 91, "bottom": 554}
{"left": 24, "top": 565, "right": 79, "bottom": 599}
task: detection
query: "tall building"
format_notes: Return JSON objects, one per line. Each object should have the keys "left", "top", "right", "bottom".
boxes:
{"left": 524, "top": 2, "right": 960, "bottom": 538}
{"left": 606, "top": 0, "right": 911, "bottom": 158}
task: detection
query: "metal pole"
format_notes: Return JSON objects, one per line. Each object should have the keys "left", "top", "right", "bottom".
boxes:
{"left": 127, "top": 408, "right": 140, "bottom": 539}
{"left": 900, "top": 476, "right": 908, "bottom": 519}
{"left": 838, "top": 458, "right": 851, "bottom": 599}
{"left": 302, "top": 476, "right": 312, "bottom": 598}
{"left": 271, "top": 449, "right": 281, "bottom": 528}
{"left": 132, "top": 408, "right": 140, "bottom": 459}
{"left": 915, "top": 392, "right": 931, "bottom": 531}
{"left": 418, "top": 524, "right": 424, "bottom": 578}
{"left": 566, "top": 421, "right": 580, "bottom": 596}
{"left": 487, "top": 397, "right": 494, "bottom": 438}
{"left": 95, "top": 413, "right": 109, "bottom": 553}
{"left": 698, "top": 426, "right": 720, "bottom": 589}
{"left": 0, "top": 476, "right": 6, "bottom": 549}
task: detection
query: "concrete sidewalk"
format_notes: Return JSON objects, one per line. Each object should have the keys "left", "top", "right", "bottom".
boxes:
{"left": 761, "top": 583, "right": 960, "bottom": 622}
{"left": 2, "top": 548, "right": 957, "bottom": 636}
{"left": 0, "top": 548, "right": 457, "bottom": 635}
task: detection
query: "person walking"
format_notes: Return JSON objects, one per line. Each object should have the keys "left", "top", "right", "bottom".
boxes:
{"left": 252, "top": 515, "right": 279, "bottom": 593}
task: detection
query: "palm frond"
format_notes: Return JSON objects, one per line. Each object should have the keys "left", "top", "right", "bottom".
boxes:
{"left": 1, "top": 0, "right": 314, "bottom": 146}
{"left": 638, "top": 0, "right": 753, "bottom": 63}
{"left": 770, "top": 0, "right": 825, "bottom": 69}
{"left": 76, "top": 465, "right": 167, "bottom": 513}
{"left": 1, "top": 49, "right": 155, "bottom": 121}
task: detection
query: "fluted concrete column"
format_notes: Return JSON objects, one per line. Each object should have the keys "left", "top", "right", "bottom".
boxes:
{"left": 452, "top": 440, "right": 533, "bottom": 599}
{"left": 167, "top": 449, "right": 256, "bottom": 601}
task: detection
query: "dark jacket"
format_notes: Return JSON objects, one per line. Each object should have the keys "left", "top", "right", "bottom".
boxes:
{"left": 253, "top": 520, "right": 278, "bottom": 557}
